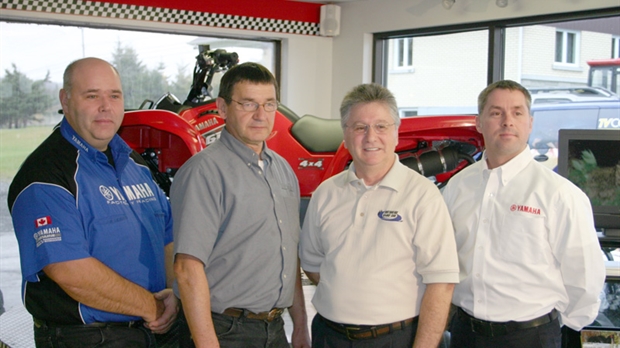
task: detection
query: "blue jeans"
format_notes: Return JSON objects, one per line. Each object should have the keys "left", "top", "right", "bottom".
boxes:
{"left": 311, "top": 313, "right": 417, "bottom": 348}
{"left": 33, "top": 320, "right": 156, "bottom": 348}
{"left": 178, "top": 310, "right": 289, "bottom": 348}
{"left": 449, "top": 312, "right": 561, "bottom": 348}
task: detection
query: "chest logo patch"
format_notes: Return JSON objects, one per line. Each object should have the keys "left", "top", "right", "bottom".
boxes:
{"left": 378, "top": 210, "right": 402, "bottom": 222}
{"left": 510, "top": 204, "right": 541, "bottom": 215}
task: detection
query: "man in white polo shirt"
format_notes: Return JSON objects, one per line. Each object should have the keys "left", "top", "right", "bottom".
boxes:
{"left": 299, "top": 83, "right": 459, "bottom": 347}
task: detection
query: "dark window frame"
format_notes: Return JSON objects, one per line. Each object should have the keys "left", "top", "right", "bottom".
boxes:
{"left": 373, "top": 7, "right": 620, "bottom": 86}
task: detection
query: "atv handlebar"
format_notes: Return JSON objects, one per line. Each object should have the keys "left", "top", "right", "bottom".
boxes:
{"left": 185, "top": 45, "right": 239, "bottom": 105}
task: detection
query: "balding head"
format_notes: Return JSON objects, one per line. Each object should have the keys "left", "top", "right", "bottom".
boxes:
{"left": 59, "top": 57, "right": 124, "bottom": 151}
{"left": 63, "top": 58, "right": 121, "bottom": 98}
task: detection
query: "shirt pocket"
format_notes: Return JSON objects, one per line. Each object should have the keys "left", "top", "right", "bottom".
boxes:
{"left": 89, "top": 214, "right": 133, "bottom": 253}
{"left": 495, "top": 211, "right": 549, "bottom": 264}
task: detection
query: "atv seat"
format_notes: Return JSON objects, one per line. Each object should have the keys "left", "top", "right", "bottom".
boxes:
{"left": 291, "top": 115, "right": 344, "bottom": 153}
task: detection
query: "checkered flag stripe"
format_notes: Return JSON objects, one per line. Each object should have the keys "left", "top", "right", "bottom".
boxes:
{"left": 1, "top": 0, "right": 320, "bottom": 35}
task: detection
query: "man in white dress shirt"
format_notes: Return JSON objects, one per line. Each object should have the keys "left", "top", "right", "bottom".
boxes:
{"left": 442, "top": 79, "right": 605, "bottom": 348}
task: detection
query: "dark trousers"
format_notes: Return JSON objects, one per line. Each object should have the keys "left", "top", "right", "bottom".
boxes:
{"left": 448, "top": 312, "right": 561, "bottom": 348}
{"left": 33, "top": 320, "right": 156, "bottom": 348}
{"left": 178, "top": 308, "right": 289, "bottom": 348}
{"left": 311, "top": 313, "right": 416, "bottom": 348}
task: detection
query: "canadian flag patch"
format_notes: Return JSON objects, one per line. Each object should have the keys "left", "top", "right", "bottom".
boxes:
{"left": 35, "top": 216, "right": 52, "bottom": 228}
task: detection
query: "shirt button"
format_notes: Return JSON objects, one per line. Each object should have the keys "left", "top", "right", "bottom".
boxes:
{"left": 279, "top": 219, "right": 282, "bottom": 224}
{"left": 258, "top": 170, "right": 263, "bottom": 175}
{"left": 360, "top": 213, "right": 364, "bottom": 217}
{"left": 283, "top": 274, "right": 287, "bottom": 279}
{"left": 483, "top": 219, "right": 489, "bottom": 223}
{"left": 476, "top": 273, "right": 481, "bottom": 278}
{"left": 247, "top": 163, "right": 251, "bottom": 166}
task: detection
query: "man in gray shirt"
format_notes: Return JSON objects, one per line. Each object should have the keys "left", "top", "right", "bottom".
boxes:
{"left": 171, "top": 62, "right": 311, "bottom": 348}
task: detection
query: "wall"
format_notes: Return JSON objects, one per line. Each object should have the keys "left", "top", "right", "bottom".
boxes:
{"left": 332, "top": 0, "right": 620, "bottom": 118}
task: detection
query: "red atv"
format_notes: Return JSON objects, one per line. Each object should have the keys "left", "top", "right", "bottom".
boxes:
{"left": 118, "top": 46, "right": 484, "bottom": 198}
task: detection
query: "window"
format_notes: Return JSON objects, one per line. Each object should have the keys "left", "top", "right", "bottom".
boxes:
{"left": 399, "top": 108, "right": 418, "bottom": 118}
{"left": 555, "top": 29, "right": 580, "bottom": 65}
{"left": 393, "top": 37, "right": 413, "bottom": 70}
{"left": 613, "top": 36, "right": 620, "bottom": 59}
{"left": 376, "top": 15, "right": 620, "bottom": 117}
{"left": 382, "top": 30, "right": 487, "bottom": 116}
{"left": 0, "top": 22, "right": 278, "bottom": 112}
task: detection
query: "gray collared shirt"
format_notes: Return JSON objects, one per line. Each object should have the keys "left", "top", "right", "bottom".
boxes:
{"left": 171, "top": 128, "right": 300, "bottom": 313}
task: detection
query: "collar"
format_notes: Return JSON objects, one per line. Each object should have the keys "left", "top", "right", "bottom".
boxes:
{"left": 346, "top": 154, "right": 407, "bottom": 192}
{"left": 481, "top": 146, "right": 533, "bottom": 186}
{"left": 219, "top": 127, "right": 273, "bottom": 165}
{"left": 59, "top": 118, "right": 132, "bottom": 166}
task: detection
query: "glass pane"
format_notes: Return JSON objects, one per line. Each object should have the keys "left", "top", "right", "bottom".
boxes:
{"left": 0, "top": 22, "right": 277, "bottom": 111}
{"left": 507, "top": 18, "right": 619, "bottom": 91}
{"left": 507, "top": 16, "right": 620, "bottom": 170}
{"left": 555, "top": 31, "right": 564, "bottom": 62}
{"left": 567, "top": 32, "right": 575, "bottom": 63}
{"left": 397, "top": 39, "right": 405, "bottom": 67}
{"left": 385, "top": 30, "right": 488, "bottom": 116}
{"left": 406, "top": 38, "right": 413, "bottom": 66}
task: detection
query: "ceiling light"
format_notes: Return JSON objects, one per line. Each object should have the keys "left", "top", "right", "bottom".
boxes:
{"left": 496, "top": 0, "right": 508, "bottom": 7}
{"left": 442, "top": 0, "right": 455, "bottom": 10}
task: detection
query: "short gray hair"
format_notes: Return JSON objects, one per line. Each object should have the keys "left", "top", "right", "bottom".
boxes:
{"left": 478, "top": 80, "right": 531, "bottom": 115}
{"left": 340, "top": 83, "right": 400, "bottom": 128}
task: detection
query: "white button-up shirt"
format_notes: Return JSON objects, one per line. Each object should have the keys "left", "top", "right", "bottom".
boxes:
{"left": 442, "top": 146, "right": 605, "bottom": 330}
{"left": 300, "top": 158, "right": 459, "bottom": 325}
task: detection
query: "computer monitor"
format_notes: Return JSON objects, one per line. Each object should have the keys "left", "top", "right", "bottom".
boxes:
{"left": 557, "top": 129, "right": 620, "bottom": 232}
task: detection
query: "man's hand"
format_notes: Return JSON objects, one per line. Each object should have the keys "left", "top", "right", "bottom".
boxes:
{"left": 146, "top": 288, "right": 179, "bottom": 334}
{"left": 291, "top": 323, "right": 311, "bottom": 348}
{"left": 290, "top": 262, "right": 311, "bottom": 348}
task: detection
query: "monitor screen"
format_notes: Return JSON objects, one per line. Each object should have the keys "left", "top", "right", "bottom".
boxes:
{"left": 557, "top": 129, "right": 620, "bottom": 231}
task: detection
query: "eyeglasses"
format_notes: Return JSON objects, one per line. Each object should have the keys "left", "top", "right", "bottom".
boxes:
{"left": 231, "top": 99, "right": 279, "bottom": 112}
{"left": 346, "top": 122, "right": 395, "bottom": 135}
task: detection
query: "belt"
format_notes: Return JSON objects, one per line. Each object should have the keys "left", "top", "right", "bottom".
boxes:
{"left": 33, "top": 317, "right": 144, "bottom": 329}
{"left": 221, "top": 308, "right": 285, "bottom": 322}
{"left": 457, "top": 307, "right": 559, "bottom": 338}
{"left": 320, "top": 314, "right": 418, "bottom": 340}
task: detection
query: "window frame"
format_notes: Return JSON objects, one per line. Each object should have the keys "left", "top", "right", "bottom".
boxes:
{"left": 392, "top": 37, "right": 414, "bottom": 71}
{"left": 554, "top": 28, "right": 581, "bottom": 67}
{"left": 373, "top": 7, "right": 620, "bottom": 86}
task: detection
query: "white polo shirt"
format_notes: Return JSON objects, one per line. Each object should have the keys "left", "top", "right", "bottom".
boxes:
{"left": 300, "top": 157, "right": 459, "bottom": 325}
{"left": 442, "top": 146, "right": 605, "bottom": 330}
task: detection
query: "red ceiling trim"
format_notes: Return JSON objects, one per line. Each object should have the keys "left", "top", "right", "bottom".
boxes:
{"left": 101, "top": 0, "right": 322, "bottom": 23}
